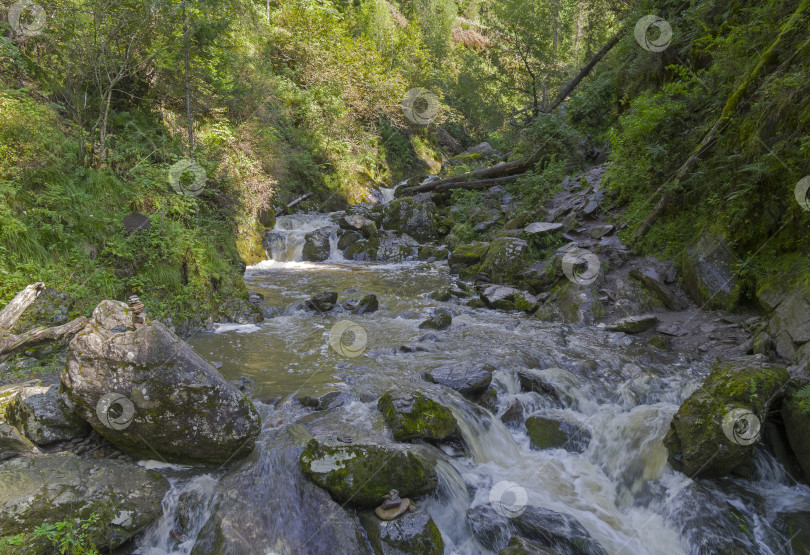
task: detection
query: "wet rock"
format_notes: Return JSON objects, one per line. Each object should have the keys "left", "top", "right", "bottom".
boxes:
{"left": 298, "top": 391, "right": 349, "bottom": 411}
{"left": 339, "top": 213, "right": 378, "bottom": 238}
{"left": 194, "top": 442, "right": 368, "bottom": 554}
{"left": 378, "top": 391, "right": 458, "bottom": 442}
{"left": 555, "top": 281, "right": 604, "bottom": 326}
{"left": 177, "top": 490, "right": 204, "bottom": 533}
{"left": 647, "top": 335, "right": 670, "bottom": 351}
{"left": 338, "top": 230, "right": 364, "bottom": 251}
{"left": 476, "top": 237, "right": 529, "bottom": 285}
{"left": 682, "top": 232, "right": 740, "bottom": 309}
{"left": 380, "top": 195, "right": 437, "bottom": 242}
{"left": 6, "top": 384, "right": 90, "bottom": 445}
{"left": 354, "top": 294, "right": 379, "bottom": 314}
{"left": 467, "top": 504, "right": 607, "bottom": 554}
{"left": 664, "top": 357, "right": 789, "bottom": 478}
{"left": 0, "top": 422, "right": 37, "bottom": 460}
{"left": 0, "top": 452, "right": 168, "bottom": 552}
{"left": 516, "top": 370, "right": 568, "bottom": 406}
{"left": 524, "top": 222, "right": 563, "bottom": 235}
{"left": 605, "top": 314, "right": 659, "bottom": 334}
{"left": 418, "top": 312, "right": 452, "bottom": 330}
{"left": 774, "top": 511, "right": 810, "bottom": 555}
{"left": 500, "top": 399, "right": 524, "bottom": 427}
{"left": 307, "top": 291, "right": 339, "bottom": 312}
{"left": 498, "top": 536, "right": 559, "bottom": 555}
{"left": 781, "top": 383, "right": 810, "bottom": 479}
{"left": 360, "top": 506, "right": 444, "bottom": 555}
{"left": 629, "top": 267, "right": 686, "bottom": 310}
{"left": 424, "top": 363, "right": 494, "bottom": 398}
{"left": 449, "top": 242, "right": 490, "bottom": 269}
{"left": 302, "top": 226, "right": 338, "bottom": 262}
{"left": 429, "top": 288, "right": 452, "bottom": 302}
{"left": 377, "top": 233, "right": 420, "bottom": 262}
{"left": 481, "top": 286, "right": 539, "bottom": 312}
{"left": 525, "top": 415, "right": 590, "bottom": 453}
{"left": 63, "top": 300, "right": 262, "bottom": 465}
{"left": 300, "top": 438, "right": 438, "bottom": 507}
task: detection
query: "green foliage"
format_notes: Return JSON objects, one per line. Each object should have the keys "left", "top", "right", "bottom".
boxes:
{"left": 33, "top": 514, "right": 101, "bottom": 555}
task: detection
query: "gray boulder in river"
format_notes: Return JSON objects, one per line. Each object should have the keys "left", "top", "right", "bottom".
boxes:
{"left": 62, "top": 300, "right": 261, "bottom": 464}
{"left": 0, "top": 452, "right": 169, "bottom": 553}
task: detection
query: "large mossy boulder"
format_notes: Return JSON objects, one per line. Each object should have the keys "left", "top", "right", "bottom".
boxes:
{"left": 302, "top": 226, "right": 338, "bottom": 261}
{"left": 781, "top": 383, "right": 810, "bottom": 480}
{"left": 6, "top": 384, "right": 89, "bottom": 445}
{"left": 378, "top": 391, "right": 458, "bottom": 442}
{"left": 0, "top": 452, "right": 169, "bottom": 553}
{"left": 664, "top": 357, "right": 789, "bottom": 478}
{"left": 193, "top": 442, "right": 369, "bottom": 555}
{"left": 449, "top": 242, "right": 490, "bottom": 270}
{"left": 359, "top": 506, "right": 444, "bottom": 555}
{"left": 477, "top": 237, "right": 529, "bottom": 285}
{"left": 62, "top": 300, "right": 261, "bottom": 465}
{"left": 299, "top": 439, "right": 438, "bottom": 507}
{"left": 380, "top": 196, "right": 437, "bottom": 242}
{"left": 681, "top": 232, "right": 741, "bottom": 310}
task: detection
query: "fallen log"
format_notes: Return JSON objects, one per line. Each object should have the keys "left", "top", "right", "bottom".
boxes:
{"left": 0, "top": 283, "right": 88, "bottom": 363}
{"left": 397, "top": 149, "right": 541, "bottom": 196}
{"left": 275, "top": 192, "right": 313, "bottom": 216}
{"left": 407, "top": 174, "right": 526, "bottom": 194}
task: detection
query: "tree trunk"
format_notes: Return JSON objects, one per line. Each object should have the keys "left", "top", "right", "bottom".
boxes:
{"left": 0, "top": 283, "right": 44, "bottom": 333}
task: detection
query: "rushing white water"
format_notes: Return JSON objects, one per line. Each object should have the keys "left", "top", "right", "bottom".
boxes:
{"left": 265, "top": 213, "right": 340, "bottom": 262}
{"left": 137, "top": 233, "right": 810, "bottom": 554}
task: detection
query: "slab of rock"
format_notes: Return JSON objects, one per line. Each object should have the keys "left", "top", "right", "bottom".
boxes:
{"left": 588, "top": 224, "right": 613, "bottom": 239}
{"left": 62, "top": 300, "right": 261, "bottom": 465}
{"left": 6, "top": 384, "right": 90, "bottom": 445}
{"left": 630, "top": 267, "right": 686, "bottom": 310}
{"left": 299, "top": 439, "right": 438, "bottom": 507}
{"left": 605, "top": 314, "right": 659, "bottom": 334}
{"left": 449, "top": 242, "right": 490, "bottom": 268}
{"left": 424, "top": 363, "right": 495, "bottom": 398}
{"left": 525, "top": 415, "right": 590, "bottom": 453}
{"left": 524, "top": 222, "right": 563, "bottom": 235}
{"left": 0, "top": 452, "right": 169, "bottom": 552}
{"left": 360, "top": 506, "right": 444, "bottom": 555}
{"left": 467, "top": 504, "right": 607, "bottom": 554}
{"left": 378, "top": 391, "right": 458, "bottom": 442}
{"left": 193, "top": 441, "right": 368, "bottom": 555}
{"left": 0, "top": 422, "right": 37, "bottom": 461}
{"left": 682, "top": 232, "right": 740, "bottom": 309}
{"left": 481, "top": 286, "right": 539, "bottom": 312}
{"left": 664, "top": 358, "right": 789, "bottom": 478}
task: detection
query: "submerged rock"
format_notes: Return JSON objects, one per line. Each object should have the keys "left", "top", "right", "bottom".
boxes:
{"left": 0, "top": 452, "right": 168, "bottom": 552}
{"left": 664, "top": 357, "right": 789, "bottom": 478}
{"left": 360, "top": 506, "right": 444, "bottom": 555}
{"left": 525, "top": 415, "right": 590, "bottom": 453}
{"left": 299, "top": 438, "right": 438, "bottom": 507}
{"left": 5, "top": 384, "right": 90, "bottom": 445}
{"left": 467, "top": 504, "right": 607, "bottom": 554}
{"left": 423, "top": 363, "right": 494, "bottom": 398}
{"left": 378, "top": 391, "right": 458, "bottom": 442}
{"left": 498, "top": 536, "right": 559, "bottom": 555}
{"left": 62, "top": 300, "right": 261, "bottom": 465}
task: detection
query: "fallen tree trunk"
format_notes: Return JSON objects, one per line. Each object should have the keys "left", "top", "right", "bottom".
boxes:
{"left": 0, "top": 283, "right": 88, "bottom": 362}
{"left": 410, "top": 174, "right": 526, "bottom": 194}
{"left": 541, "top": 30, "right": 623, "bottom": 115}
{"left": 632, "top": 0, "right": 810, "bottom": 242}
{"left": 397, "top": 150, "right": 541, "bottom": 196}
{"left": 275, "top": 192, "right": 313, "bottom": 216}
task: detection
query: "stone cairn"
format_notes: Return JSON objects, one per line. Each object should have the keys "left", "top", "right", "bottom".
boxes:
{"left": 128, "top": 295, "right": 145, "bottom": 329}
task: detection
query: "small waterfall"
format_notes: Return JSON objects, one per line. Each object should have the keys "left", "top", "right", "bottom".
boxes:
{"left": 135, "top": 474, "right": 219, "bottom": 555}
{"left": 265, "top": 213, "right": 338, "bottom": 262}
{"left": 445, "top": 398, "right": 521, "bottom": 466}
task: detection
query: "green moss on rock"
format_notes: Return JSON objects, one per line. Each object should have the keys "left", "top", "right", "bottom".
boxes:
{"left": 378, "top": 391, "right": 458, "bottom": 442}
